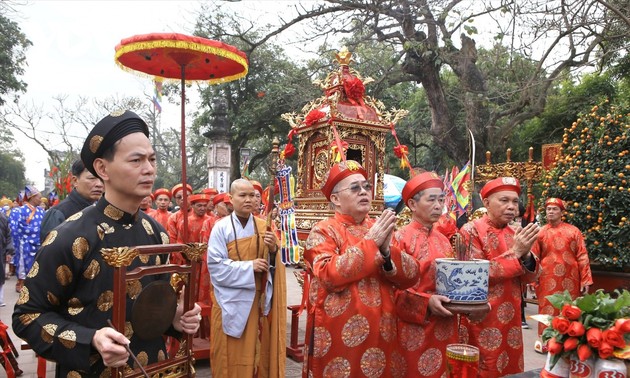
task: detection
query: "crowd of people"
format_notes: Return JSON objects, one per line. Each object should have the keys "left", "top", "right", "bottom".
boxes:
{"left": 0, "top": 109, "right": 594, "bottom": 378}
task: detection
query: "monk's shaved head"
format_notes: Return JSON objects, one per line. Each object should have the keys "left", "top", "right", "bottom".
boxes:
{"left": 231, "top": 178, "right": 254, "bottom": 194}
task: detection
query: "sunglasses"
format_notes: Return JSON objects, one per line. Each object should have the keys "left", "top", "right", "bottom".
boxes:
{"left": 334, "top": 181, "right": 373, "bottom": 194}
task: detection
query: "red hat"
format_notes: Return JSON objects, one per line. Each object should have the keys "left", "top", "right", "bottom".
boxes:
{"left": 212, "top": 193, "right": 226, "bottom": 206}
{"left": 202, "top": 188, "right": 218, "bottom": 195}
{"left": 545, "top": 197, "right": 565, "bottom": 211}
{"left": 153, "top": 188, "right": 172, "bottom": 199}
{"left": 321, "top": 160, "right": 368, "bottom": 201}
{"left": 171, "top": 183, "right": 193, "bottom": 197}
{"left": 189, "top": 193, "right": 210, "bottom": 204}
{"left": 249, "top": 180, "right": 263, "bottom": 195}
{"left": 224, "top": 194, "right": 232, "bottom": 205}
{"left": 401, "top": 171, "right": 444, "bottom": 204}
{"left": 480, "top": 177, "right": 521, "bottom": 200}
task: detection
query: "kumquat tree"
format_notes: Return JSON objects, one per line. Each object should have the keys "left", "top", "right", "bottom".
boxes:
{"left": 541, "top": 101, "right": 630, "bottom": 270}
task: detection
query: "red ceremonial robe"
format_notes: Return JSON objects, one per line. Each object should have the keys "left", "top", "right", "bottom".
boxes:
{"left": 532, "top": 221, "right": 593, "bottom": 336}
{"left": 150, "top": 208, "right": 171, "bottom": 230}
{"left": 303, "top": 212, "right": 420, "bottom": 378}
{"left": 177, "top": 212, "right": 210, "bottom": 304}
{"left": 458, "top": 216, "right": 540, "bottom": 377}
{"left": 393, "top": 220, "right": 458, "bottom": 378}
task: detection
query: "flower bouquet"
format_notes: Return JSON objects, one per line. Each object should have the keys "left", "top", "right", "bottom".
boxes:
{"left": 539, "top": 289, "right": 630, "bottom": 375}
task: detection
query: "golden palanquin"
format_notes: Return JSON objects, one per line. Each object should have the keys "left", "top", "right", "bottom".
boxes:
{"left": 282, "top": 48, "right": 408, "bottom": 238}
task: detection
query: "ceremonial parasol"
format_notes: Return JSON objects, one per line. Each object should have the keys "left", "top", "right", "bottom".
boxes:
{"left": 114, "top": 32, "right": 248, "bottom": 240}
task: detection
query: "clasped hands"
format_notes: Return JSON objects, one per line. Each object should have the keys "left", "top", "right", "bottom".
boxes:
{"left": 93, "top": 286, "right": 201, "bottom": 368}
{"left": 366, "top": 208, "right": 396, "bottom": 256}
{"left": 512, "top": 223, "right": 540, "bottom": 259}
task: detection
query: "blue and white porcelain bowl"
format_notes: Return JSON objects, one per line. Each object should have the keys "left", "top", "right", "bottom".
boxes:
{"left": 435, "top": 258, "right": 489, "bottom": 303}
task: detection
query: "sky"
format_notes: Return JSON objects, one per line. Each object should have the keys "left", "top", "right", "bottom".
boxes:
{"left": 10, "top": 0, "right": 308, "bottom": 190}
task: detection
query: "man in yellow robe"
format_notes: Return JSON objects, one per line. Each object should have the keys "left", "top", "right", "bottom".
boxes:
{"left": 207, "top": 178, "right": 286, "bottom": 377}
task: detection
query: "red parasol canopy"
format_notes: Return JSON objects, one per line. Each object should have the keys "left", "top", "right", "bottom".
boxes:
{"left": 115, "top": 33, "right": 248, "bottom": 83}
{"left": 114, "top": 33, "right": 248, "bottom": 244}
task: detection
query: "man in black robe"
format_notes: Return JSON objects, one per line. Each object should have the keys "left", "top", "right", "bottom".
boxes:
{"left": 13, "top": 110, "right": 201, "bottom": 377}
{"left": 39, "top": 159, "right": 104, "bottom": 239}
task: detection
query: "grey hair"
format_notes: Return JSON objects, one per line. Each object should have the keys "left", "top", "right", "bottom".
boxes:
{"left": 411, "top": 190, "right": 425, "bottom": 202}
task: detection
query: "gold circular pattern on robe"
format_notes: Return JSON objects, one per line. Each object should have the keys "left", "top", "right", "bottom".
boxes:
{"left": 335, "top": 246, "right": 364, "bottom": 279}
{"left": 158, "top": 350, "right": 166, "bottom": 361}
{"left": 97, "top": 291, "right": 114, "bottom": 311}
{"left": 358, "top": 277, "right": 382, "bottom": 307}
{"left": 341, "top": 314, "right": 369, "bottom": 348}
{"left": 89, "top": 135, "right": 104, "bottom": 153}
{"left": 379, "top": 312, "right": 397, "bottom": 343}
{"left": 67, "top": 298, "right": 84, "bottom": 316}
{"left": 305, "top": 230, "right": 325, "bottom": 250}
{"left": 47, "top": 292, "right": 60, "bottom": 306}
{"left": 72, "top": 237, "right": 89, "bottom": 260}
{"left": 19, "top": 313, "right": 40, "bottom": 326}
{"left": 66, "top": 212, "right": 83, "bottom": 222}
{"left": 497, "top": 350, "right": 510, "bottom": 373}
{"left": 160, "top": 232, "right": 169, "bottom": 244}
{"left": 124, "top": 321, "right": 133, "bottom": 339}
{"left": 126, "top": 279, "right": 143, "bottom": 299}
{"left": 417, "top": 348, "right": 442, "bottom": 376}
{"left": 27, "top": 262, "right": 39, "bottom": 278}
{"left": 104, "top": 205, "right": 124, "bottom": 220}
{"left": 42, "top": 323, "right": 57, "bottom": 343}
{"left": 155, "top": 254, "right": 162, "bottom": 265}
{"left": 83, "top": 259, "right": 101, "bottom": 280}
{"left": 142, "top": 219, "right": 154, "bottom": 235}
{"left": 360, "top": 347, "right": 386, "bottom": 377}
{"left": 16, "top": 287, "right": 29, "bottom": 305}
{"left": 56, "top": 265, "right": 73, "bottom": 286}
{"left": 323, "top": 356, "right": 351, "bottom": 377}
{"left": 99, "top": 369, "right": 111, "bottom": 378}
{"left": 496, "top": 302, "right": 515, "bottom": 324}
{"left": 390, "top": 350, "right": 406, "bottom": 378}
{"left": 507, "top": 326, "right": 522, "bottom": 349}
{"left": 324, "top": 288, "right": 351, "bottom": 317}
{"left": 135, "top": 351, "right": 149, "bottom": 368}
{"left": 313, "top": 326, "right": 332, "bottom": 358}
{"left": 478, "top": 327, "right": 502, "bottom": 351}
{"left": 139, "top": 254, "right": 149, "bottom": 264}
{"left": 399, "top": 322, "right": 425, "bottom": 351}
{"left": 67, "top": 371, "right": 81, "bottom": 378}
{"left": 401, "top": 253, "right": 420, "bottom": 280}
{"left": 41, "top": 231, "right": 57, "bottom": 247}
{"left": 58, "top": 330, "right": 77, "bottom": 349}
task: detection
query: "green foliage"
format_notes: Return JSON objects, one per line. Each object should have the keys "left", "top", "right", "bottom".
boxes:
{"left": 541, "top": 102, "right": 630, "bottom": 269}
{"left": 0, "top": 12, "right": 31, "bottom": 106}
{"left": 0, "top": 127, "right": 25, "bottom": 197}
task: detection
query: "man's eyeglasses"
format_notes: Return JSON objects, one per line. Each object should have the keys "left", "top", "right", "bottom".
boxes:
{"left": 333, "top": 181, "right": 373, "bottom": 194}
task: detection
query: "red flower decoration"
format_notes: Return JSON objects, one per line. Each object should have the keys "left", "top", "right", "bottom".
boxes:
{"left": 548, "top": 337, "right": 563, "bottom": 355}
{"left": 563, "top": 337, "right": 579, "bottom": 351}
{"left": 598, "top": 341, "right": 614, "bottom": 359}
{"left": 393, "top": 145, "right": 409, "bottom": 159}
{"left": 283, "top": 143, "right": 296, "bottom": 158}
{"left": 561, "top": 304, "right": 582, "bottom": 320}
{"left": 567, "top": 321, "right": 586, "bottom": 337}
{"left": 577, "top": 344, "right": 592, "bottom": 361}
{"left": 551, "top": 316, "right": 571, "bottom": 334}
{"left": 586, "top": 327, "right": 603, "bottom": 348}
{"left": 343, "top": 76, "right": 365, "bottom": 101}
{"left": 304, "top": 109, "right": 326, "bottom": 126}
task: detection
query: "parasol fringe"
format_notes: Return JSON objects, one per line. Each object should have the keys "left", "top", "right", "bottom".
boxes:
{"left": 115, "top": 39, "right": 248, "bottom": 84}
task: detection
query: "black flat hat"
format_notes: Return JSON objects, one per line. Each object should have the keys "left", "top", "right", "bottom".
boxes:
{"left": 81, "top": 110, "right": 149, "bottom": 178}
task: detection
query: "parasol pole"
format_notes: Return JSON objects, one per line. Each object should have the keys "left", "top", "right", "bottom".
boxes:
{"left": 180, "top": 64, "right": 189, "bottom": 244}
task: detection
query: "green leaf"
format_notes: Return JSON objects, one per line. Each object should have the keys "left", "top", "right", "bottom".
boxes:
{"left": 575, "top": 293, "right": 598, "bottom": 312}
{"left": 547, "top": 291, "right": 573, "bottom": 310}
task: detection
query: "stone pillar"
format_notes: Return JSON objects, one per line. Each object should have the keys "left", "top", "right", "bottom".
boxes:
{"left": 204, "top": 99, "right": 232, "bottom": 193}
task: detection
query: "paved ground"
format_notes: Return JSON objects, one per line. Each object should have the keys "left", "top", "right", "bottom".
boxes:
{"left": 1, "top": 266, "right": 546, "bottom": 377}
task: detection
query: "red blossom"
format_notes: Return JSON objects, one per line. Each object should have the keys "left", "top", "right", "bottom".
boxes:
{"left": 552, "top": 316, "right": 571, "bottom": 334}
{"left": 561, "top": 304, "right": 582, "bottom": 320}
{"left": 563, "top": 337, "right": 579, "bottom": 351}
{"left": 343, "top": 76, "right": 365, "bottom": 101}
{"left": 548, "top": 337, "right": 563, "bottom": 355}
{"left": 602, "top": 328, "right": 626, "bottom": 349}
{"left": 614, "top": 318, "right": 630, "bottom": 334}
{"left": 577, "top": 344, "right": 592, "bottom": 361}
{"left": 586, "top": 327, "right": 603, "bottom": 348}
{"left": 567, "top": 321, "right": 586, "bottom": 337}
{"left": 598, "top": 341, "right": 614, "bottom": 359}
{"left": 304, "top": 109, "right": 326, "bottom": 126}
